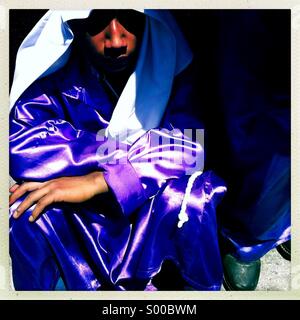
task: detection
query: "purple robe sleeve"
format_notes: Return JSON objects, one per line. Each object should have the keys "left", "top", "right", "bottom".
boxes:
{"left": 10, "top": 90, "right": 109, "bottom": 181}
{"left": 9, "top": 80, "right": 128, "bottom": 182}
{"left": 103, "top": 128, "right": 203, "bottom": 216}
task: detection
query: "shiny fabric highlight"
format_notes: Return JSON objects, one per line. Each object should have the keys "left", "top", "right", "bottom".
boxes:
{"left": 9, "top": 54, "right": 226, "bottom": 290}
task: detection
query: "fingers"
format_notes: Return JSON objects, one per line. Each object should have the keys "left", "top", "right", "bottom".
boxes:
{"left": 9, "top": 182, "right": 44, "bottom": 206}
{"left": 13, "top": 186, "right": 50, "bottom": 219}
{"left": 29, "top": 194, "right": 55, "bottom": 222}
{"left": 9, "top": 184, "right": 20, "bottom": 193}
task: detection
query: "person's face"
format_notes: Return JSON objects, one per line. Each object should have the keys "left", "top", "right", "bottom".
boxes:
{"left": 84, "top": 10, "right": 145, "bottom": 74}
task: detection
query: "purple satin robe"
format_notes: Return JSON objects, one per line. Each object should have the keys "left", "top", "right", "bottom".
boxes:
{"left": 9, "top": 54, "right": 226, "bottom": 290}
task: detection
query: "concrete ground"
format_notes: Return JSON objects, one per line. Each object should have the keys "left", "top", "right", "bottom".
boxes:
{"left": 256, "top": 248, "right": 290, "bottom": 291}
{"left": 221, "top": 248, "right": 290, "bottom": 291}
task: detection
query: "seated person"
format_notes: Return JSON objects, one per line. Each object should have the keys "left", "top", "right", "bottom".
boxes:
{"left": 9, "top": 9, "right": 226, "bottom": 290}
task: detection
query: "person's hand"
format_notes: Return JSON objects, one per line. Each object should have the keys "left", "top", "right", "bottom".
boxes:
{"left": 9, "top": 172, "right": 108, "bottom": 222}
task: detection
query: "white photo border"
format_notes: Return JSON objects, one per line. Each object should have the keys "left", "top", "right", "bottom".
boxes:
{"left": 0, "top": 0, "right": 299, "bottom": 300}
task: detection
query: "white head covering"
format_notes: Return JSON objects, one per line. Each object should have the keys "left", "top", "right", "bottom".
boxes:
{"left": 10, "top": 10, "right": 193, "bottom": 143}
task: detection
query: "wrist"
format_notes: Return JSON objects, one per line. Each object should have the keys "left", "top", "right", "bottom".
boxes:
{"left": 90, "top": 171, "right": 109, "bottom": 195}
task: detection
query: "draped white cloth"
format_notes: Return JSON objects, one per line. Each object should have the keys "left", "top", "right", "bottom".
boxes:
{"left": 10, "top": 10, "right": 193, "bottom": 143}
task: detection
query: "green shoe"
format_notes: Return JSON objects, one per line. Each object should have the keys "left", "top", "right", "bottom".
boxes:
{"left": 223, "top": 253, "right": 261, "bottom": 291}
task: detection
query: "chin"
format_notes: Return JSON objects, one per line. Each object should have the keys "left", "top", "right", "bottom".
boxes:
{"left": 104, "top": 65, "right": 129, "bottom": 73}
{"left": 96, "top": 54, "right": 135, "bottom": 74}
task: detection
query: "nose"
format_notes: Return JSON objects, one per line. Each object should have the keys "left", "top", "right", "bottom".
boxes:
{"left": 105, "top": 19, "right": 126, "bottom": 48}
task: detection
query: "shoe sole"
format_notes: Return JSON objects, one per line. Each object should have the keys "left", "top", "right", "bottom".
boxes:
{"left": 276, "top": 244, "right": 291, "bottom": 261}
{"left": 223, "top": 275, "right": 236, "bottom": 291}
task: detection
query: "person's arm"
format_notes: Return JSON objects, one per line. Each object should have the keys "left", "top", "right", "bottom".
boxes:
{"left": 9, "top": 78, "right": 124, "bottom": 182}
{"left": 10, "top": 75, "right": 203, "bottom": 220}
